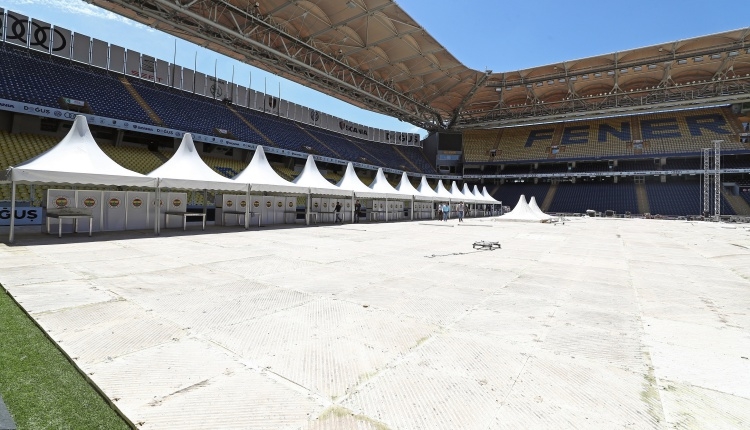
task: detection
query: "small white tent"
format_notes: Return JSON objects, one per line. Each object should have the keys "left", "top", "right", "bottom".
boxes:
{"left": 529, "top": 196, "right": 554, "bottom": 221}
{"left": 4, "top": 115, "right": 157, "bottom": 242}
{"left": 395, "top": 173, "right": 422, "bottom": 199}
{"left": 148, "top": 133, "right": 246, "bottom": 192}
{"left": 416, "top": 176, "right": 439, "bottom": 201}
{"left": 292, "top": 155, "right": 350, "bottom": 197}
{"left": 368, "top": 168, "right": 405, "bottom": 199}
{"left": 498, "top": 194, "right": 541, "bottom": 221}
{"left": 336, "top": 162, "right": 380, "bottom": 198}
{"left": 233, "top": 146, "right": 305, "bottom": 194}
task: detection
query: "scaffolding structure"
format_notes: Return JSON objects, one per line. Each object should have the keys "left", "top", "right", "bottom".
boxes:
{"left": 701, "top": 141, "right": 723, "bottom": 221}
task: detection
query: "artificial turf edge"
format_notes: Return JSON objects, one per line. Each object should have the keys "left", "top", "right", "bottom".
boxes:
{"left": 0, "top": 284, "right": 134, "bottom": 430}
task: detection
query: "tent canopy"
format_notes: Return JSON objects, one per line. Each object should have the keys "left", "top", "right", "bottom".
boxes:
{"left": 292, "top": 155, "right": 351, "bottom": 196}
{"left": 416, "top": 176, "right": 438, "bottom": 201}
{"left": 148, "top": 133, "right": 246, "bottom": 191}
{"left": 395, "top": 172, "right": 426, "bottom": 200}
{"left": 233, "top": 146, "right": 306, "bottom": 194}
{"left": 368, "top": 168, "right": 405, "bottom": 199}
{"left": 5, "top": 115, "right": 156, "bottom": 187}
{"left": 336, "top": 162, "right": 380, "bottom": 198}
{"left": 434, "top": 180, "right": 454, "bottom": 200}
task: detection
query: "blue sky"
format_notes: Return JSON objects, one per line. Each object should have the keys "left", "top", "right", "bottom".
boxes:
{"left": 4, "top": 0, "right": 747, "bottom": 137}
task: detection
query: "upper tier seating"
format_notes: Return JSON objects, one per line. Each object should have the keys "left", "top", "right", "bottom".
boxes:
{"left": 464, "top": 107, "right": 745, "bottom": 163}
{"left": 549, "top": 182, "right": 638, "bottom": 214}
{"left": 0, "top": 46, "right": 435, "bottom": 174}
{"left": 0, "top": 47, "right": 152, "bottom": 124}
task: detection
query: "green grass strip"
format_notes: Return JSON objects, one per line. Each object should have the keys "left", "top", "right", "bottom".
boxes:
{"left": 0, "top": 286, "right": 132, "bottom": 430}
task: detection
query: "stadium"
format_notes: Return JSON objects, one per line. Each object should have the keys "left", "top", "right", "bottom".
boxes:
{"left": 1, "top": 1, "right": 749, "bottom": 429}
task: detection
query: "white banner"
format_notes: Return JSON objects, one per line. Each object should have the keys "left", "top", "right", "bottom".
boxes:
{"left": 155, "top": 58, "right": 169, "bottom": 85}
{"left": 52, "top": 25, "right": 71, "bottom": 58}
{"left": 194, "top": 72, "right": 206, "bottom": 96}
{"left": 29, "top": 18, "right": 51, "bottom": 53}
{"left": 6, "top": 11, "right": 28, "bottom": 47}
{"left": 126, "top": 49, "right": 140, "bottom": 78}
{"left": 208, "top": 76, "right": 228, "bottom": 99}
{"left": 169, "top": 64, "right": 181, "bottom": 89}
{"left": 141, "top": 55, "right": 156, "bottom": 82}
{"left": 182, "top": 68, "right": 194, "bottom": 92}
{"left": 72, "top": 33, "right": 90, "bottom": 63}
{"left": 109, "top": 44, "right": 125, "bottom": 73}
{"left": 91, "top": 38, "right": 108, "bottom": 68}
{"left": 0, "top": 206, "right": 42, "bottom": 226}
{"left": 236, "top": 85, "right": 248, "bottom": 107}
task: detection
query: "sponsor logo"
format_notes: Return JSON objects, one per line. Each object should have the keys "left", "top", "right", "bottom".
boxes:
{"left": 0, "top": 208, "right": 38, "bottom": 220}
{"left": 54, "top": 196, "right": 69, "bottom": 208}
{"left": 132, "top": 198, "right": 143, "bottom": 208}
{"left": 267, "top": 96, "right": 278, "bottom": 109}
{"left": 23, "top": 106, "right": 51, "bottom": 114}
{"left": 0, "top": 102, "right": 16, "bottom": 109}
{"left": 266, "top": 201, "right": 272, "bottom": 208}
{"left": 54, "top": 111, "right": 62, "bottom": 117}
{"left": 226, "top": 200, "right": 234, "bottom": 208}
{"left": 314, "top": 202, "right": 319, "bottom": 208}
{"left": 132, "top": 125, "right": 153, "bottom": 132}
{"left": 63, "top": 112, "right": 76, "bottom": 119}
{"left": 240, "top": 200, "right": 247, "bottom": 208}
{"left": 82, "top": 197, "right": 97, "bottom": 208}
{"left": 253, "top": 200, "right": 260, "bottom": 208}
{"left": 277, "top": 201, "right": 282, "bottom": 208}
{"left": 288, "top": 201, "right": 294, "bottom": 208}
{"left": 108, "top": 198, "right": 121, "bottom": 208}
{"left": 7, "top": 16, "right": 66, "bottom": 51}
{"left": 210, "top": 84, "right": 223, "bottom": 98}
{"left": 155, "top": 128, "right": 175, "bottom": 135}
{"left": 310, "top": 110, "right": 320, "bottom": 122}
{"left": 323, "top": 202, "right": 328, "bottom": 208}
{"left": 172, "top": 199, "right": 182, "bottom": 207}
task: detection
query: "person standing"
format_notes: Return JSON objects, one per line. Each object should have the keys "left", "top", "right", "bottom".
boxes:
{"left": 354, "top": 200, "right": 361, "bottom": 223}
{"left": 442, "top": 202, "right": 449, "bottom": 221}
{"left": 457, "top": 201, "right": 465, "bottom": 222}
{"left": 334, "top": 201, "right": 342, "bottom": 223}
{"left": 437, "top": 203, "right": 442, "bottom": 220}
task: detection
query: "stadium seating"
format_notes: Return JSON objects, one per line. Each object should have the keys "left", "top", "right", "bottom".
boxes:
{"left": 463, "top": 107, "right": 744, "bottom": 163}
{"left": 549, "top": 181, "right": 638, "bottom": 214}
{"left": 645, "top": 180, "right": 734, "bottom": 216}
{"left": 0, "top": 46, "right": 153, "bottom": 124}
{"left": 0, "top": 45, "right": 435, "bottom": 175}
{"left": 491, "top": 182, "right": 550, "bottom": 208}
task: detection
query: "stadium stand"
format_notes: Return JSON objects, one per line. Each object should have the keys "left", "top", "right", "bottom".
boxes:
{"left": 462, "top": 107, "right": 744, "bottom": 163}
{"left": 0, "top": 45, "right": 435, "bottom": 175}
{"left": 0, "top": 47, "right": 152, "bottom": 124}
{"left": 490, "top": 182, "right": 550, "bottom": 208}
{"left": 645, "top": 180, "right": 735, "bottom": 216}
{"left": 549, "top": 181, "right": 638, "bottom": 214}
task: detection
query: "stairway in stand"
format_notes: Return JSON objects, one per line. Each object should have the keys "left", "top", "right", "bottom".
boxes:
{"left": 118, "top": 77, "right": 164, "bottom": 126}
{"left": 636, "top": 183, "right": 651, "bottom": 215}
{"left": 541, "top": 182, "right": 558, "bottom": 212}
{"left": 721, "top": 188, "right": 750, "bottom": 215}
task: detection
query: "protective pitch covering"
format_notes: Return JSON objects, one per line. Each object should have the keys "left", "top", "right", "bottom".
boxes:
{"left": 233, "top": 146, "right": 305, "bottom": 194}
{"left": 292, "top": 155, "right": 350, "bottom": 196}
{"left": 5, "top": 115, "right": 156, "bottom": 187}
{"left": 148, "top": 133, "right": 245, "bottom": 191}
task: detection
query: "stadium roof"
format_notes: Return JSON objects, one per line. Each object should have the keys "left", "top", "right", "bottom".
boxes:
{"left": 92, "top": 1, "right": 750, "bottom": 131}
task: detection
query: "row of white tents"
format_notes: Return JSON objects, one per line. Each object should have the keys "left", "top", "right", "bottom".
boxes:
{"left": 3, "top": 116, "right": 500, "bottom": 242}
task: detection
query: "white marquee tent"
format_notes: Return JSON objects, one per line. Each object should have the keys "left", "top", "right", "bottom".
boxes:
{"left": 3, "top": 115, "right": 157, "bottom": 242}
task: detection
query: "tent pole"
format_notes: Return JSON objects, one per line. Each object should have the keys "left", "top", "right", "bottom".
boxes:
{"left": 9, "top": 182, "right": 16, "bottom": 244}
{"left": 351, "top": 191, "right": 354, "bottom": 224}
{"left": 245, "top": 185, "right": 251, "bottom": 230}
{"left": 203, "top": 189, "right": 208, "bottom": 216}
{"left": 411, "top": 196, "right": 414, "bottom": 221}
{"left": 154, "top": 185, "right": 160, "bottom": 236}
{"left": 305, "top": 192, "right": 311, "bottom": 226}
{"left": 385, "top": 197, "right": 388, "bottom": 222}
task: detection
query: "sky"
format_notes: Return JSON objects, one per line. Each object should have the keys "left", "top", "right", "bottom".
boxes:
{"left": 3, "top": 0, "right": 747, "bottom": 138}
